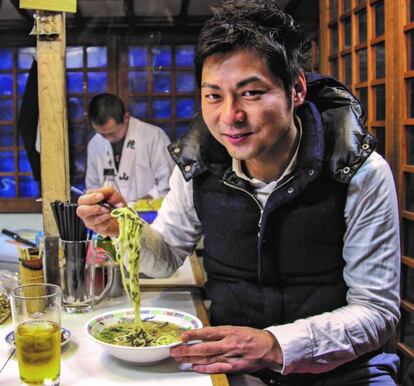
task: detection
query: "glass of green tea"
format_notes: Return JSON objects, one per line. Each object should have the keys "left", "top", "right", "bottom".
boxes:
{"left": 10, "top": 283, "right": 62, "bottom": 386}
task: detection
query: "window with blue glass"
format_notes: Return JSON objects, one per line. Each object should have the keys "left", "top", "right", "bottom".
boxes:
{"left": 129, "top": 46, "right": 148, "bottom": 67}
{"left": 17, "top": 73, "right": 29, "bottom": 96}
{"left": 126, "top": 44, "right": 198, "bottom": 140}
{"left": 153, "top": 98, "right": 172, "bottom": 119}
{"left": 151, "top": 46, "right": 172, "bottom": 68}
{"left": 67, "top": 72, "right": 84, "bottom": 93}
{"left": 87, "top": 72, "right": 108, "bottom": 93}
{"left": 0, "top": 49, "right": 13, "bottom": 70}
{"left": 153, "top": 72, "right": 171, "bottom": 93}
{"left": 0, "top": 46, "right": 40, "bottom": 201}
{"left": 176, "top": 98, "right": 195, "bottom": 119}
{"left": 0, "top": 74, "right": 13, "bottom": 96}
{"left": 0, "top": 176, "right": 16, "bottom": 198}
{"left": 176, "top": 72, "right": 195, "bottom": 93}
{"left": 87, "top": 47, "right": 107, "bottom": 68}
{"left": 129, "top": 98, "right": 149, "bottom": 119}
{"left": 128, "top": 71, "right": 148, "bottom": 93}
{"left": 66, "top": 46, "right": 109, "bottom": 191}
{"left": 0, "top": 40, "right": 199, "bottom": 205}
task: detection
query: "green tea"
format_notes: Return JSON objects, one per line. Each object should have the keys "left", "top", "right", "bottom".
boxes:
{"left": 16, "top": 321, "right": 60, "bottom": 385}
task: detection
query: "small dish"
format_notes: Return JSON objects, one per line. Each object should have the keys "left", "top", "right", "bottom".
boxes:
{"left": 5, "top": 326, "right": 72, "bottom": 349}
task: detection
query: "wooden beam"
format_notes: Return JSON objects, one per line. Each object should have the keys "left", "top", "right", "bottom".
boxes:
{"left": 319, "top": 0, "right": 329, "bottom": 75}
{"left": 0, "top": 198, "right": 41, "bottom": 213}
{"left": 402, "top": 255, "right": 414, "bottom": 269}
{"left": 178, "top": 0, "right": 190, "bottom": 19}
{"left": 401, "top": 299, "right": 414, "bottom": 313}
{"left": 385, "top": 0, "right": 403, "bottom": 216}
{"left": 397, "top": 342, "right": 414, "bottom": 359}
{"left": 123, "top": 0, "right": 134, "bottom": 29}
{"left": 36, "top": 12, "right": 70, "bottom": 235}
{"left": 74, "top": 1, "right": 84, "bottom": 30}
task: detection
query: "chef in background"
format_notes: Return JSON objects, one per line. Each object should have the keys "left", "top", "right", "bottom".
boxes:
{"left": 85, "top": 93, "right": 174, "bottom": 203}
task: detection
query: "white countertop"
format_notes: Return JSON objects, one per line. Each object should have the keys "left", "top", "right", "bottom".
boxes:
{"left": 0, "top": 291, "right": 215, "bottom": 385}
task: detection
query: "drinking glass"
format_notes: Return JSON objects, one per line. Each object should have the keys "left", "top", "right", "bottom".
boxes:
{"left": 10, "top": 283, "right": 62, "bottom": 386}
{"left": 60, "top": 239, "right": 114, "bottom": 313}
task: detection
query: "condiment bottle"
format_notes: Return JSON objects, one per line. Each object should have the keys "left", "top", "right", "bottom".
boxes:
{"left": 103, "top": 168, "right": 120, "bottom": 192}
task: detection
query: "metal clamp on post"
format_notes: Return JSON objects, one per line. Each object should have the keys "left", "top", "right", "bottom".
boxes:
{"left": 29, "top": 10, "right": 61, "bottom": 40}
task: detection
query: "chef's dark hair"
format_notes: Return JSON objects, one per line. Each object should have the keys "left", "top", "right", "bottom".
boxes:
{"left": 89, "top": 93, "right": 126, "bottom": 125}
{"left": 194, "top": 0, "right": 310, "bottom": 103}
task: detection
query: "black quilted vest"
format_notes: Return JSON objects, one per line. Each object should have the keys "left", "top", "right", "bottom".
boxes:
{"left": 168, "top": 74, "right": 377, "bottom": 329}
{"left": 193, "top": 107, "right": 348, "bottom": 328}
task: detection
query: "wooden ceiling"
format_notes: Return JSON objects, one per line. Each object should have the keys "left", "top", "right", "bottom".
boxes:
{"left": 0, "top": 0, "right": 318, "bottom": 36}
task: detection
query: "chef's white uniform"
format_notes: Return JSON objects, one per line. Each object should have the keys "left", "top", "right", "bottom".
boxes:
{"left": 86, "top": 117, "right": 174, "bottom": 202}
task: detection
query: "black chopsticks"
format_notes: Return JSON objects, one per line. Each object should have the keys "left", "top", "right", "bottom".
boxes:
{"left": 70, "top": 186, "right": 117, "bottom": 211}
{"left": 50, "top": 200, "right": 87, "bottom": 241}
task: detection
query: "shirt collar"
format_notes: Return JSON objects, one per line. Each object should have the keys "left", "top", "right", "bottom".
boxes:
{"left": 232, "top": 115, "right": 303, "bottom": 186}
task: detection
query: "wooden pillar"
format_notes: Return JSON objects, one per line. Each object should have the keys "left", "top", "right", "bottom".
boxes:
{"left": 385, "top": 1, "right": 404, "bottom": 188}
{"left": 36, "top": 12, "right": 69, "bottom": 235}
{"left": 319, "top": 0, "right": 329, "bottom": 75}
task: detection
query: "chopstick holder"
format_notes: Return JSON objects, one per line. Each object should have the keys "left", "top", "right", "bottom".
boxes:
{"left": 18, "top": 246, "right": 45, "bottom": 313}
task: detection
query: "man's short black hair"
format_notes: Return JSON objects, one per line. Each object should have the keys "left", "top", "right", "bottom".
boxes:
{"left": 89, "top": 93, "right": 126, "bottom": 125}
{"left": 194, "top": 0, "right": 310, "bottom": 100}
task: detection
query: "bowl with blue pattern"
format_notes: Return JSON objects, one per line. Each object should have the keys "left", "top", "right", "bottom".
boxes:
{"left": 84, "top": 307, "right": 203, "bottom": 364}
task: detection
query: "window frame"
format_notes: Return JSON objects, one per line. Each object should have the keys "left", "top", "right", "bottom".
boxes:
{"left": 0, "top": 30, "right": 201, "bottom": 212}
{"left": 0, "top": 38, "right": 40, "bottom": 213}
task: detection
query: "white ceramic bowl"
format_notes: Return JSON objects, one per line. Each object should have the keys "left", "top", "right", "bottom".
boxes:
{"left": 84, "top": 307, "right": 203, "bottom": 364}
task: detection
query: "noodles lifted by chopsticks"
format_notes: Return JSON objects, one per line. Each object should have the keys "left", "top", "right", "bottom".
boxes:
{"left": 111, "top": 207, "right": 145, "bottom": 333}
{"left": 111, "top": 207, "right": 180, "bottom": 347}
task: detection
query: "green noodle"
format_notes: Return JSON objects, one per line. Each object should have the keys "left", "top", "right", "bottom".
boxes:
{"left": 111, "top": 207, "right": 144, "bottom": 332}
{"left": 107, "top": 207, "right": 182, "bottom": 347}
{"left": 96, "top": 320, "right": 184, "bottom": 347}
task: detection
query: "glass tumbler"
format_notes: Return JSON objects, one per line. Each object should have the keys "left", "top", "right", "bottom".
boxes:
{"left": 60, "top": 239, "right": 114, "bottom": 313}
{"left": 10, "top": 283, "right": 62, "bottom": 386}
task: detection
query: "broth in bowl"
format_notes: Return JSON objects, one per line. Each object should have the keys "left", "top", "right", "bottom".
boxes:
{"left": 96, "top": 319, "right": 185, "bottom": 347}
{"left": 85, "top": 307, "right": 203, "bottom": 364}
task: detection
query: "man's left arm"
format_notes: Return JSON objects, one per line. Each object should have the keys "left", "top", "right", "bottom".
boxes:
{"left": 266, "top": 152, "right": 400, "bottom": 375}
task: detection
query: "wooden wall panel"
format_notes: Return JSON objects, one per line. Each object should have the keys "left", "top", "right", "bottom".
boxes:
{"left": 320, "top": 0, "right": 411, "bottom": 379}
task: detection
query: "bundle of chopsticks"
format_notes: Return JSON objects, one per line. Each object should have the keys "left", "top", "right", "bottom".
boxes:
{"left": 50, "top": 200, "right": 87, "bottom": 241}
{"left": 17, "top": 246, "right": 40, "bottom": 262}
{"left": 18, "top": 246, "right": 45, "bottom": 293}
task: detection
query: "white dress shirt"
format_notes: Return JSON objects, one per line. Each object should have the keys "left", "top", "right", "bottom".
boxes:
{"left": 140, "top": 149, "right": 400, "bottom": 375}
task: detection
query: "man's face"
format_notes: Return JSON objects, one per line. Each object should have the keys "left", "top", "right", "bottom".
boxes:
{"left": 92, "top": 114, "right": 128, "bottom": 144}
{"left": 201, "top": 49, "right": 305, "bottom": 173}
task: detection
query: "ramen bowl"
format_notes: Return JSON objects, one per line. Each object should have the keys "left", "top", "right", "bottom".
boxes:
{"left": 85, "top": 307, "right": 203, "bottom": 364}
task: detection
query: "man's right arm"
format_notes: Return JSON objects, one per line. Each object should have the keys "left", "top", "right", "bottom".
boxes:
{"left": 77, "top": 166, "right": 203, "bottom": 276}
{"left": 139, "top": 166, "right": 203, "bottom": 278}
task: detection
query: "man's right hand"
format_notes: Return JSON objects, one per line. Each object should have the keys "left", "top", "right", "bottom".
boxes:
{"left": 76, "top": 186, "right": 126, "bottom": 237}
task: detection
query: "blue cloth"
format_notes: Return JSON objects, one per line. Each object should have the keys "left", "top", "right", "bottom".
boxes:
{"left": 323, "top": 353, "right": 399, "bottom": 386}
{"left": 253, "top": 353, "right": 399, "bottom": 386}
